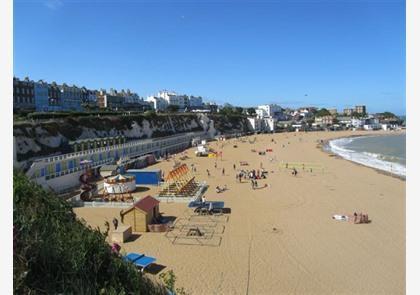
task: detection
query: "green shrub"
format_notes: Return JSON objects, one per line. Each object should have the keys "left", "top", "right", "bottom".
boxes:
{"left": 13, "top": 171, "right": 166, "bottom": 294}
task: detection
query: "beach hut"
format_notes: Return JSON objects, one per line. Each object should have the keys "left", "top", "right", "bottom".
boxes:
{"left": 121, "top": 196, "right": 160, "bottom": 232}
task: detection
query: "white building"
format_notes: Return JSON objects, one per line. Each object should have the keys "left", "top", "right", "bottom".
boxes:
{"left": 256, "top": 104, "right": 283, "bottom": 118}
{"left": 351, "top": 118, "right": 365, "bottom": 128}
{"left": 146, "top": 96, "right": 168, "bottom": 111}
{"left": 157, "top": 90, "right": 186, "bottom": 108}
{"left": 363, "top": 124, "right": 381, "bottom": 130}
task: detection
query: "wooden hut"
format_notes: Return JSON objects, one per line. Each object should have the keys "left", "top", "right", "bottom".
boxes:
{"left": 121, "top": 196, "right": 160, "bottom": 232}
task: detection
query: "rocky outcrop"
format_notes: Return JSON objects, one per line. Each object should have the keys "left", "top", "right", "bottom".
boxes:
{"left": 13, "top": 113, "right": 251, "bottom": 162}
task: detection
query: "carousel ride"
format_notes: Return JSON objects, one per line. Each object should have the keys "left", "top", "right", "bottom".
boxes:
{"left": 102, "top": 174, "right": 136, "bottom": 202}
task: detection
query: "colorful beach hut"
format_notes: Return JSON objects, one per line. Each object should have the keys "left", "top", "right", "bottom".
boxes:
{"left": 121, "top": 196, "right": 160, "bottom": 232}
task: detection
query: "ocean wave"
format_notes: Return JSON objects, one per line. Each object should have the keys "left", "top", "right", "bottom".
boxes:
{"left": 327, "top": 137, "right": 406, "bottom": 177}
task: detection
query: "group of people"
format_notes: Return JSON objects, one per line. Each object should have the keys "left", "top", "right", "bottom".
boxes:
{"left": 352, "top": 212, "right": 369, "bottom": 224}
{"left": 236, "top": 168, "right": 267, "bottom": 183}
{"left": 332, "top": 212, "right": 370, "bottom": 224}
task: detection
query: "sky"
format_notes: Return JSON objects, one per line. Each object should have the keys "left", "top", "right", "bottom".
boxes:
{"left": 14, "top": 0, "right": 406, "bottom": 115}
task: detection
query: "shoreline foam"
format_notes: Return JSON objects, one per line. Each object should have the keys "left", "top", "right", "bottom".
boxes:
{"left": 326, "top": 134, "right": 406, "bottom": 178}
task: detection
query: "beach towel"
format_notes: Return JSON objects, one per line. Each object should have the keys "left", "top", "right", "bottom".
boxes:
{"left": 332, "top": 214, "right": 349, "bottom": 221}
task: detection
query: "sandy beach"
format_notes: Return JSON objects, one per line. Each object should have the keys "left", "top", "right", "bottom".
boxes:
{"left": 74, "top": 130, "right": 405, "bottom": 295}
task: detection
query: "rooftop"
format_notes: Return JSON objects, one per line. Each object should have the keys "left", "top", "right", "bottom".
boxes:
{"left": 133, "top": 195, "right": 159, "bottom": 212}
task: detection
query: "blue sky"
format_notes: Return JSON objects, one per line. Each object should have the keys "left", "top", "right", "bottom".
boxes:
{"left": 14, "top": 0, "right": 405, "bottom": 114}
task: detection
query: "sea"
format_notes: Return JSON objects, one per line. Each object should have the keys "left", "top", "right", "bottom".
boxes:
{"left": 326, "top": 133, "right": 406, "bottom": 177}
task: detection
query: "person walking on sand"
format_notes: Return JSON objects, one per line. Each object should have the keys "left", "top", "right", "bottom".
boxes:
{"left": 112, "top": 218, "right": 118, "bottom": 230}
{"left": 206, "top": 169, "right": 210, "bottom": 177}
{"left": 233, "top": 164, "right": 236, "bottom": 170}
{"left": 222, "top": 168, "right": 225, "bottom": 176}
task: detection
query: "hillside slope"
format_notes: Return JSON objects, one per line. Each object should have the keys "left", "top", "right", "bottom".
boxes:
{"left": 13, "top": 113, "right": 251, "bottom": 162}
{"left": 13, "top": 171, "right": 166, "bottom": 294}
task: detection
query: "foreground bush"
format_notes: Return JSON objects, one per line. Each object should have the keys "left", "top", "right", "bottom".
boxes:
{"left": 13, "top": 171, "right": 165, "bottom": 294}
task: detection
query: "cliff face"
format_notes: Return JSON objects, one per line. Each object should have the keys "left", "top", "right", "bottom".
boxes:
{"left": 13, "top": 114, "right": 251, "bottom": 162}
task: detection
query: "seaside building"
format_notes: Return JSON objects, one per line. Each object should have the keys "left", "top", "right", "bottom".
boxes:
{"left": 256, "top": 104, "right": 283, "bottom": 119}
{"left": 362, "top": 117, "right": 380, "bottom": 130}
{"left": 337, "top": 116, "right": 352, "bottom": 127}
{"left": 80, "top": 87, "right": 89, "bottom": 104}
{"left": 314, "top": 115, "right": 334, "bottom": 126}
{"left": 48, "top": 82, "right": 62, "bottom": 110}
{"left": 343, "top": 108, "right": 354, "bottom": 116}
{"left": 13, "top": 77, "right": 35, "bottom": 111}
{"left": 146, "top": 96, "right": 169, "bottom": 111}
{"left": 97, "top": 89, "right": 125, "bottom": 110}
{"left": 87, "top": 90, "right": 98, "bottom": 103}
{"left": 157, "top": 90, "right": 187, "bottom": 109}
{"left": 59, "top": 84, "right": 83, "bottom": 111}
{"left": 328, "top": 108, "right": 338, "bottom": 115}
{"left": 34, "top": 80, "right": 51, "bottom": 112}
{"left": 351, "top": 118, "right": 366, "bottom": 129}
{"left": 355, "top": 105, "right": 367, "bottom": 114}
{"left": 189, "top": 96, "right": 203, "bottom": 108}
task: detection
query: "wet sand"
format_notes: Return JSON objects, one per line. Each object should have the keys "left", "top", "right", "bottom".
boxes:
{"left": 74, "top": 130, "right": 405, "bottom": 295}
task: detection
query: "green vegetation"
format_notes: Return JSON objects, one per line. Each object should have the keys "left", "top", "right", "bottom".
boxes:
{"left": 246, "top": 107, "right": 256, "bottom": 116}
{"left": 315, "top": 108, "right": 331, "bottom": 117}
{"left": 13, "top": 171, "right": 166, "bottom": 294}
{"left": 378, "top": 111, "right": 397, "bottom": 118}
{"left": 350, "top": 111, "right": 366, "bottom": 118}
{"left": 167, "top": 105, "right": 180, "bottom": 113}
{"left": 159, "top": 270, "right": 189, "bottom": 295}
{"left": 218, "top": 104, "right": 246, "bottom": 116}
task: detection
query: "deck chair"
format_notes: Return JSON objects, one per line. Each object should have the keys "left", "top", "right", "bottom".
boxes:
{"left": 125, "top": 252, "right": 156, "bottom": 272}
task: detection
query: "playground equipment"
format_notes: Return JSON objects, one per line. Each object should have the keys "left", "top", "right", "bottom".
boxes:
{"left": 79, "top": 160, "right": 98, "bottom": 201}
{"left": 101, "top": 174, "right": 136, "bottom": 202}
{"left": 158, "top": 164, "right": 200, "bottom": 198}
{"left": 104, "top": 174, "right": 136, "bottom": 194}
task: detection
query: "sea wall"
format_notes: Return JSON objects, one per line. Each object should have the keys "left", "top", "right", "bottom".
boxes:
{"left": 13, "top": 113, "right": 252, "bottom": 162}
